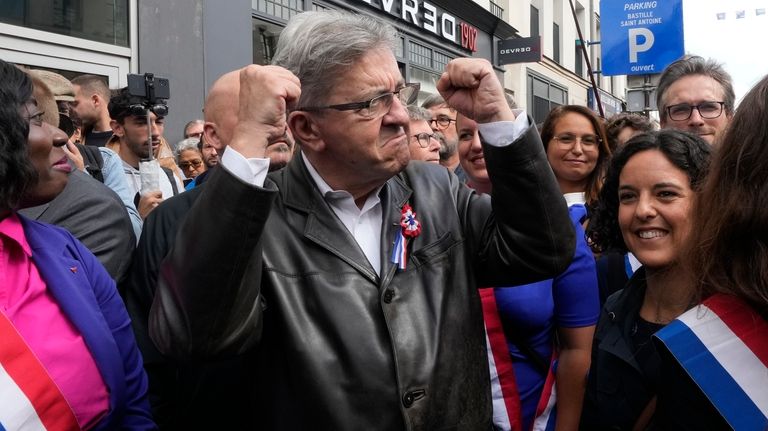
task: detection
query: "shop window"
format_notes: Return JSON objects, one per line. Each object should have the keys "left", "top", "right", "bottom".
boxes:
{"left": 0, "top": 0, "right": 129, "bottom": 47}
{"left": 433, "top": 51, "right": 451, "bottom": 73}
{"left": 407, "top": 40, "right": 453, "bottom": 74}
{"left": 395, "top": 36, "right": 405, "bottom": 60}
{"left": 253, "top": 0, "right": 304, "bottom": 22}
{"left": 409, "top": 41, "right": 432, "bottom": 69}
{"left": 409, "top": 66, "right": 441, "bottom": 102}
{"left": 527, "top": 72, "right": 568, "bottom": 124}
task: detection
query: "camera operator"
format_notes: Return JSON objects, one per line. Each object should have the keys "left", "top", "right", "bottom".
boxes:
{"left": 107, "top": 87, "right": 183, "bottom": 219}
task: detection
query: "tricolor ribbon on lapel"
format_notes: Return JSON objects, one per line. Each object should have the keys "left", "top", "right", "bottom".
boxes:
{"left": 0, "top": 310, "right": 80, "bottom": 431}
{"left": 391, "top": 204, "right": 421, "bottom": 270}
{"left": 655, "top": 294, "right": 768, "bottom": 430}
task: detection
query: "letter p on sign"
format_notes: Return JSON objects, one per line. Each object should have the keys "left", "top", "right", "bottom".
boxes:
{"left": 628, "top": 28, "right": 654, "bottom": 63}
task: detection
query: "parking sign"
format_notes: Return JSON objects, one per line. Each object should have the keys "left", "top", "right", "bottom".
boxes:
{"left": 601, "top": 0, "right": 684, "bottom": 76}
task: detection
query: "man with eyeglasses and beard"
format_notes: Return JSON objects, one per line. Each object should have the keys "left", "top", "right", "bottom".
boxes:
{"left": 657, "top": 55, "right": 735, "bottom": 146}
{"left": 149, "top": 10, "right": 574, "bottom": 430}
{"left": 421, "top": 93, "right": 468, "bottom": 182}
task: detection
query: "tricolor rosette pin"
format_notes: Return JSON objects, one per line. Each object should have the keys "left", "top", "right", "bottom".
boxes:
{"left": 391, "top": 204, "right": 421, "bottom": 270}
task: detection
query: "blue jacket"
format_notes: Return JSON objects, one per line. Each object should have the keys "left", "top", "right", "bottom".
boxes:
{"left": 20, "top": 215, "right": 155, "bottom": 430}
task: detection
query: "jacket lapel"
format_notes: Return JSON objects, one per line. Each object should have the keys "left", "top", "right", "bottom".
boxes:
{"left": 280, "top": 155, "right": 380, "bottom": 283}
{"left": 21, "top": 217, "right": 125, "bottom": 412}
{"left": 379, "top": 173, "right": 412, "bottom": 289}
{"left": 599, "top": 270, "right": 648, "bottom": 373}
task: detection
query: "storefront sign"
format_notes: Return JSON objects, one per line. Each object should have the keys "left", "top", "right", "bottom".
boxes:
{"left": 359, "top": 0, "right": 478, "bottom": 52}
{"left": 497, "top": 36, "right": 541, "bottom": 65}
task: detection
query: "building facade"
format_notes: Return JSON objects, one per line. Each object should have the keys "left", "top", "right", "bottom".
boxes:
{"left": 0, "top": 0, "right": 625, "bottom": 140}
{"left": 497, "top": 0, "right": 627, "bottom": 124}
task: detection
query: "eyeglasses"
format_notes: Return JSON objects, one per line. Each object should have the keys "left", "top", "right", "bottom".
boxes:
{"left": 666, "top": 101, "right": 725, "bottom": 121}
{"left": 179, "top": 159, "right": 203, "bottom": 170}
{"left": 298, "top": 83, "right": 420, "bottom": 119}
{"left": 552, "top": 133, "right": 601, "bottom": 148}
{"left": 429, "top": 116, "right": 456, "bottom": 130}
{"left": 411, "top": 132, "right": 440, "bottom": 148}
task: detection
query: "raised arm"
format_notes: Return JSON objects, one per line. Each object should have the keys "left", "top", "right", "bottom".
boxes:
{"left": 439, "top": 59, "right": 575, "bottom": 285}
{"left": 149, "top": 65, "right": 300, "bottom": 360}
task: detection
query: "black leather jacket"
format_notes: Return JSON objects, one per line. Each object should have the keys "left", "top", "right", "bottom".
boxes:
{"left": 150, "top": 122, "right": 575, "bottom": 430}
{"left": 581, "top": 268, "right": 658, "bottom": 430}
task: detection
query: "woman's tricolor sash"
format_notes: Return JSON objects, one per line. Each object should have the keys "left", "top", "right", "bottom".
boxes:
{"left": 655, "top": 293, "right": 768, "bottom": 431}
{"left": 0, "top": 310, "right": 80, "bottom": 430}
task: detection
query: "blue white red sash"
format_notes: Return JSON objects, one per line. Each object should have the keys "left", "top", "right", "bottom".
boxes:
{"left": 480, "top": 288, "right": 523, "bottom": 431}
{"left": 655, "top": 293, "right": 768, "bottom": 431}
{"left": 481, "top": 288, "right": 562, "bottom": 431}
{"left": 531, "top": 359, "right": 557, "bottom": 431}
{"left": 0, "top": 310, "right": 80, "bottom": 431}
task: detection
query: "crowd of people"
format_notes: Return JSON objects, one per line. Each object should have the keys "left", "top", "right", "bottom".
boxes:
{"left": 1, "top": 9, "right": 767, "bottom": 431}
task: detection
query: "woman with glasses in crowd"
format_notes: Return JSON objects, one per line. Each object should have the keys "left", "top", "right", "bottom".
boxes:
{"left": 406, "top": 105, "right": 442, "bottom": 164}
{"left": 176, "top": 137, "right": 206, "bottom": 185}
{"left": 0, "top": 59, "right": 153, "bottom": 430}
{"left": 651, "top": 74, "right": 768, "bottom": 430}
{"left": 464, "top": 102, "right": 600, "bottom": 430}
{"left": 580, "top": 129, "right": 711, "bottom": 430}
{"left": 539, "top": 105, "right": 612, "bottom": 221}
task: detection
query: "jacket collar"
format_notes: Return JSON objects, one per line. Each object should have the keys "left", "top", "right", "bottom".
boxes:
{"left": 598, "top": 267, "right": 648, "bottom": 371}
{"left": 276, "top": 154, "right": 412, "bottom": 286}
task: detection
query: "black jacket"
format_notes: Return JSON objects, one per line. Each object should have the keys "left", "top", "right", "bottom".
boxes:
{"left": 150, "top": 122, "right": 575, "bottom": 430}
{"left": 581, "top": 268, "right": 659, "bottom": 430}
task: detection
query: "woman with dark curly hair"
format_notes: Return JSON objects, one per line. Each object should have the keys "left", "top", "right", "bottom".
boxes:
{"left": 0, "top": 59, "right": 154, "bottom": 429}
{"left": 651, "top": 74, "right": 768, "bottom": 430}
{"left": 579, "top": 129, "right": 711, "bottom": 430}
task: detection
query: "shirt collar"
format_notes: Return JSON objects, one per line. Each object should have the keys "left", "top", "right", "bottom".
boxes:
{"left": 563, "top": 192, "right": 586, "bottom": 207}
{"left": 0, "top": 212, "right": 33, "bottom": 257}
{"left": 301, "top": 152, "right": 383, "bottom": 211}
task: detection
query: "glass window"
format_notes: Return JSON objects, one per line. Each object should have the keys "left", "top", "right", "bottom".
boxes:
{"left": 252, "top": 18, "right": 282, "bottom": 65}
{"left": 575, "top": 40, "right": 583, "bottom": 77}
{"left": 527, "top": 72, "right": 568, "bottom": 123}
{"left": 530, "top": 5, "right": 539, "bottom": 37}
{"left": 409, "top": 41, "right": 432, "bottom": 69}
{"left": 395, "top": 36, "right": 405, "bottom": 59}
{"left": 433, "top": 51, "right": 451, "bottom": 73}
{"left": 552, "top": 23, "right": 560, "bottom": 64}
{"left": 253, "top": 0, "right": 304, "bottom": 22}
{"left": 0, "top": 0, "right": 129, "bottom": 47}
{"left": 409, "top": 66, "right": 441, "bottom": 103}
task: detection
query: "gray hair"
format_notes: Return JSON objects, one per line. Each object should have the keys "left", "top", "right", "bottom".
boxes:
{"left": 407, "top": 105, "right": 432, "bottom": 122}
{"left": 183, "top": 119, "right": 204, "bottom": 137}
{"left": 176, "top": 137, "right": 201, "bottom": 162}
{"left": 421, "top": 93, "right": 450, "bottom": 110}
{"left": 656, "top": 55, "right": 735, "bottom": 121}
{"left": 272, "top": 10, "right": 398, "bottom": 108}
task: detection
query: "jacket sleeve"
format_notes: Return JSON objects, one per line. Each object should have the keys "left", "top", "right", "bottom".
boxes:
{"left": 74, "top": 235, "right": 155, "bottom": 430}
{"left": 149, "top": 166, "right": 277, "bottom": 360}
{"left": 99, "top": 147, "right": 143, "bottom": 241}
{"left": 462, "top": 119, "right": 575, "bottom": 287}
